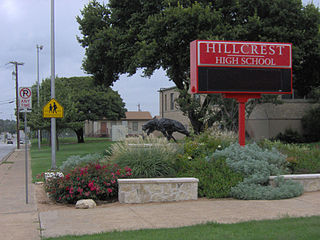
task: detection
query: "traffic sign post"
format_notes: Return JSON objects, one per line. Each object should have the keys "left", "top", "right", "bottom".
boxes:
{"left": 19, "top": 87, "right": 32, "bottom": 204}
{"left": 43, "top": 98, "right": 64, "bottom": 170}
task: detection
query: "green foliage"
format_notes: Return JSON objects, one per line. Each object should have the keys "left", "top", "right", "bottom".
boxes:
{"left": 28, "top": 76, "right": 126, "bottom": 143}
{"left": 272, "top": 128, "right": 304, "bottom": 144}
{"left": 31, "top": 139, "right": 113, "bottom": 181}
{"left": 175, "top": 128, "right": 241, "bottom": 198}
{"left": 60, "top": 153, "right": 103, "bottom": 173}
{"left": 77, "top": 0, "right": 320, "bottom": 134}
{"left": 43, "top": 216, "right": 320, "bottom": 240}
{"left": 302, "top": 105, "right": 320, "bottom": 142}
{"left": 259, "top": 140, "right": 320, "bottom": 174}
{"left": 106, "top": 136, "right": 181, "bottom": 178}
{"left": 176, "top": 156, "right": 243, "bottom": 198}
{"left": 44, "top": 162, "right": 132, "bottom": 204}
{"left": 213, "top": 143, "right": 303, "bottom": 200}
{"left": 0, "top": 119, "right": 16, "bottom": 134}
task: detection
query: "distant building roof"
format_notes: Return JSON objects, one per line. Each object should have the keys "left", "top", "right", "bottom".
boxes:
{"left": 124, "top": 111, "right": 153, "bottom": 120}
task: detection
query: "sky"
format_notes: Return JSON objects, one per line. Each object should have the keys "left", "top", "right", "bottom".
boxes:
{"left": 0, "top": 0, "right": 318, "bottom": 121}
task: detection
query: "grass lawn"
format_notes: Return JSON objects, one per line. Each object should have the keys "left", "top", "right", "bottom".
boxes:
{"left": 44, "top": 216, "right": 320, "bottom": 240}
{"left": 30, "top": 137, "right": 113, "bottom": 181}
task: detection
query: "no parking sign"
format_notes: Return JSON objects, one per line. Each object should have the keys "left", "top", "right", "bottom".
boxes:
{"left": 19, "top": 87, "right": 32, "bottom": 112}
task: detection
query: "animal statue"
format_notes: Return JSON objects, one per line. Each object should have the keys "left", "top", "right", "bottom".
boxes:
{"left": 142, "top": 118, "right": 190, "bottom": 142}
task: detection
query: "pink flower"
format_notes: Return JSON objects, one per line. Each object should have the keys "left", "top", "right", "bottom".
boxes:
{"left": 77, "top": 187, "right": 83, "bottom": 195}
{"left": 95, "top": 164, "right": 101, "bottom": 170}
{"left": 124, "top": 166, "right": 132, "bottom": 172}
{"left": 107, "top": 188, "right": 112, "bottom": 193}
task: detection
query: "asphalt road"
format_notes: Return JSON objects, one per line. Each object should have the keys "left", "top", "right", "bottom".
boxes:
{"left": 0, "top": 142, "right": 16, "bottom": 163}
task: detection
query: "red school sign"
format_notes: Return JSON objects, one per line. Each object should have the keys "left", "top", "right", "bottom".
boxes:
{"left": 190, "top": 40, "right": 292, "bottom": 146}
{"left": 190, "top": 40, "right": 292, "bottom": 94}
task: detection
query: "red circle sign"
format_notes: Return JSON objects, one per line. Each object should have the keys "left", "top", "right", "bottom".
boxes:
{"left": 19, "top": 88, "right": 31, "bottom": 99}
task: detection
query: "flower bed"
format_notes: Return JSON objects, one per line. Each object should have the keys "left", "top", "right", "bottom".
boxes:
{"left": 43, "top": 163, "right": 132, "bottom": 204}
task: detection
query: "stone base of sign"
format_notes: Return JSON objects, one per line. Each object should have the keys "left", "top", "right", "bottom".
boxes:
{"left": 118, "top": 178, "right": 198, "bottom": 204}
{"left": 269, "top": 174, "right": 320, "bottom": 192}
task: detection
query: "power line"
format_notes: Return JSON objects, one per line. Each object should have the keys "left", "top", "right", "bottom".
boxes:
{"left": 0, "top": 99, "right": 15, "bottom": 103}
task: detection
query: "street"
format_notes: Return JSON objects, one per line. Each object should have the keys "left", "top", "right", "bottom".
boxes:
{"left": 0, "top": 142, "right": 16, "bottom": 163}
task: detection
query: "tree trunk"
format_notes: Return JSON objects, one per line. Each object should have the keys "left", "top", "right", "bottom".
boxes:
{"left": 75, "top": 128, "right": 85, "bottom": 143}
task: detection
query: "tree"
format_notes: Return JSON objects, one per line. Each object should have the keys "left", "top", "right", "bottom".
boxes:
{"left": 0, "top": 119, "right": 16, "bottom": 134}
{"left": 77, "top": 0, "right": 320, "bottom": 133}
{"left": 28, "top": 76, "right": 126, "bottom": 143}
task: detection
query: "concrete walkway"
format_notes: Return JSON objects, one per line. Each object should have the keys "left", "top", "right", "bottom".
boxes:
{"left": 1, "top": 149, "right": 320, "bottom": 239}
{"left": 0, "top": 149, "right": 40, "bottom": 240}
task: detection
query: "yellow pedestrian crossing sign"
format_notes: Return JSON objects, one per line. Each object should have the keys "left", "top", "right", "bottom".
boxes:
{"left": 43, "top": 98, "right": 64, "bottom": 118}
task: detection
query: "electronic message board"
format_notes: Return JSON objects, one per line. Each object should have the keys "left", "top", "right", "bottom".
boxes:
{"left": 190, "top": 40, "right": 292, "bottom": 94}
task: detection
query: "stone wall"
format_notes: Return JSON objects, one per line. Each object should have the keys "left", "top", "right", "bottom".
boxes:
{"left": 118, "top": 178, "right": 199, "bottom": 204}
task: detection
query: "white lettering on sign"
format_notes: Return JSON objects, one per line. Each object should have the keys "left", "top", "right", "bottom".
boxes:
{"left": 206, "top": 43, "right": 285, "bottom": 56}
{"left": 199, "top": 41, "right": 291, "bottom": 68}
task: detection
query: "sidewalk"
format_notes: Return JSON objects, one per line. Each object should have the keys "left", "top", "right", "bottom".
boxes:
{"left": 40, "top": 191, "right": 320, "bottom": 238}
{"left": 1, "top": 149, "right": 320, "bottom": 239}
{"left": 0, "top": 148, "right": 40, "bottom": 240}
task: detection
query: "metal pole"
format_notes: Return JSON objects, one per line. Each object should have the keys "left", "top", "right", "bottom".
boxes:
{"left": 238, "top": 101, "right": 246, "bottom": 147}
{"left": 37, "top": 45, "right": 43, "bottom": 150}
{"left": 24, "top": 111, "right": 28, "bottom": 204}
{"left": 51, "top": 0, "right": 56, "bottom": 169}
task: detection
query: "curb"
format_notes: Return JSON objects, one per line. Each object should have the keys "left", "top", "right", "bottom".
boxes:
{"left": 0, "top": 149, "right": 15, "bottom": 164}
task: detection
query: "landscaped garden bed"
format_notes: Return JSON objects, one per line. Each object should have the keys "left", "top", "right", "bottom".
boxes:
{"left": 32, "top": 131, "right": 320, "bottom": 206}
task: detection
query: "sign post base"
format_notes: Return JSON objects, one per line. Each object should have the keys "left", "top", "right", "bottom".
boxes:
{"left": 223, "top": 93, "right": 261, "bottom": 146}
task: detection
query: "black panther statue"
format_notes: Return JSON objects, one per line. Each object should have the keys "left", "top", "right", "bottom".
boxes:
{"left": 142, "top": 118, "right": 190, "bottom": 142}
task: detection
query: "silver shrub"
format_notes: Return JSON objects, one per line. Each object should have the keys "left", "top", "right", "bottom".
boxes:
{"left": 213, "top": 143, "right": 303, "bottom": 200}
{"left": 60, "top": 153, "right": 102, "bottom": 173}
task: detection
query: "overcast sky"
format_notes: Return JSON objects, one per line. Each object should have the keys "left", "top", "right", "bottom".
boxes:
{"left": 0, "top": 0, "right": 318, "bottom": 120}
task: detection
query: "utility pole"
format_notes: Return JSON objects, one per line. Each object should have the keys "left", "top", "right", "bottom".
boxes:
{"left": 36, "top": 44, "right": 43, "bottom": 150}
{"left": 9, "top": 61, "right": 24, "bottom": 149}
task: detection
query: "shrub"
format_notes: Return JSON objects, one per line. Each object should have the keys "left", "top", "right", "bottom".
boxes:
{"left": 179, "top": 126, "right": 237, "bottom": 161}
{"left": 105, "top": 136, "right": 181, "bottom": 178}
{"left": 273, "top": 128, "right": 304, "bottom": 144}
{"left": 60, "top": 153, "right": 103, "bottom": 173}
{"left": 176, "top": 156, "right": 243, "bottom": 198}
{"left": 213, "top": 143, "right": 303, "bottom": 200}
{"left": 175, "top": 128, "right": 241, "bottom": 198}
{"left": 44, "top": 162, "right": 132, "bottom": 204}
{"left": 259, "top": 140, "right": 320, "bottom": 174}
{"left": 302, "top": 105, "right": 320, "bottom": 142}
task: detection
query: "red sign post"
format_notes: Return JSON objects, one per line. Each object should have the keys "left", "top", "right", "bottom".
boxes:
{"left": 190, "top": 40, "right": 292, "bottom": 146}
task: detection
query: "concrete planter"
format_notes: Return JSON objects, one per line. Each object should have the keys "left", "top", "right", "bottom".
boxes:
{"left": 118, "top": 178, "right": 199, "bottom": 204}
{"left": 269, "top": 174, "right": 320, "bottom": 192}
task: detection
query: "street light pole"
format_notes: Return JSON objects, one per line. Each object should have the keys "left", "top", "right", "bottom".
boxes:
{"left": 51, "top": 0, "right": 56, "bottom": 169}
{"left": 36, "top": 44, "right": 43, "bottom": 150}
